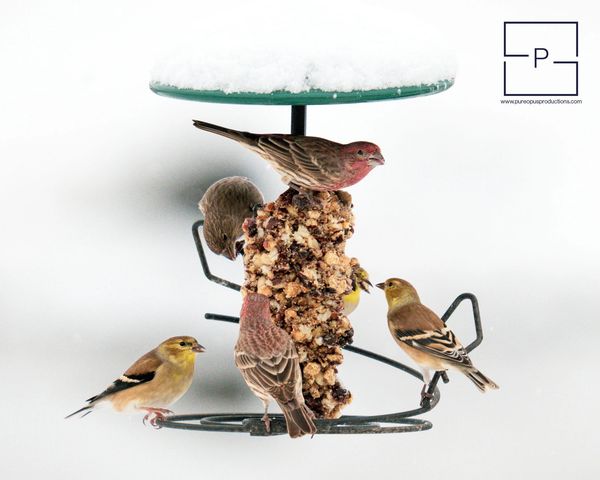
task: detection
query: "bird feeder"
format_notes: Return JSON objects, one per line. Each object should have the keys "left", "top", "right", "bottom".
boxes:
{"left": 150, "top": 81, "right": 454, "bottom": 135}
{"left": 149, "top": 60, "right": 490, "bottom": 435}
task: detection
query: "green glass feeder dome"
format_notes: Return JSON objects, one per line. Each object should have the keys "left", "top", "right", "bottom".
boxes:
{"left": 149, "top": 79, "right": 454, "bottom": 106}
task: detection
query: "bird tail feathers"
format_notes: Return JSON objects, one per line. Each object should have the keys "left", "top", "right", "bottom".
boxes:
{"left": 463, "top": 367, "right": 499, "bottom": 392}
{"left": 192, "top": 120, "right": 258, "bottom": 147}
{"left": 65, "top": 405, "right": 94, "bottom": 419}
{"left": 281, "top": 403, "right": 317, "bottom": 438}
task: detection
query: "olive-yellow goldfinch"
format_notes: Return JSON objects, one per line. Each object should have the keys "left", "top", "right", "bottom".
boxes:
{"left": 343, "top": 266, "right": 372, "bottom": 316}
{"left": 235, "top": 292, "right": 317, "bottom": 438}
{"left": 66, "top": 336, "right": 205, "bottom": 427}
{"left": 377, "top": 278, "right": 498, "bottom": 402}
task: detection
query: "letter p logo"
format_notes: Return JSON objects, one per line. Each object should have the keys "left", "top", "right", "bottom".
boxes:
{"left": 534, "top": 48, "right": 549, "bottom": 67}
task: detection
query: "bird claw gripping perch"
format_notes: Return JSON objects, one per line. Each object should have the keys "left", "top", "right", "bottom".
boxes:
{"left": 420, "top": 386, "right": 435, "bottom": 407}
{"left": 142, "top": 408, "right": 173, "bottom": 429}
{"left": 261, "top": 413, "right": 271, "bottom": 433}
{"left": 143, "top": 414, "right": 162, "bottom": 429}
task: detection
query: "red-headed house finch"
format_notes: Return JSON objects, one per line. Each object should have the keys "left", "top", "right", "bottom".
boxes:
{"left": 235, "top": 292, "right": 317, "bottom": 438}
{"left": 377, "top": 278, "right": 498, "bottom": 403}
{"left": 66, "top": 336, "right": 205, "bottom": 427}
{"left": 199, "top": 176, "right": 264, "bottom": 260}
{"left": 192, "top": 120, "right": 384, "bottom": 192}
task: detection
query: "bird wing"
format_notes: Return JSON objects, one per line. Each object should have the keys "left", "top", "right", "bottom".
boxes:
{"left": 390, "top": 303, "right": 473, "bottom": 368}
{"left": 395, "top": 327, "right": 473, "bottom": 369}
{"left": 257, "top": 136, "right": 343, "bottom": 187}
{"left": 86, "top": 351, "right": 161, "bottom": 403}
{"left": 235, "top": 340, "right": 300, "bottom": 404}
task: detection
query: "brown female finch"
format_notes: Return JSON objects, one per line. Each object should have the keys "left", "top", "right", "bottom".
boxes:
{"left": 192, "top": 119, "right": 384, "bottom": 191}
{"left": 66, "top": 336, "right": 205, "bottom": 427}
{"left": 377, "top": 278, "right": 498, "bottom": 403}
{"left": 199, "top": 176, "right": 264, "bottom": 260}
{"left": 234, "top": 292, "right": 317, "bottom": 438}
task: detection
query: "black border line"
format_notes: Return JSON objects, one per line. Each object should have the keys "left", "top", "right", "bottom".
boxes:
{"left": 503, "top": 21, "right": 579, "bottom": 96}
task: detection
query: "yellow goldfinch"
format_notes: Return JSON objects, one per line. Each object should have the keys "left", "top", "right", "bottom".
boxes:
{"left": 66, "top": 336, "right": 205, "bottom": 427}
{"left": 376, "top": 278, "right": 498, "bottom": 403}
{"left": 343, "top": 266, "right": 372, "bottom": 316}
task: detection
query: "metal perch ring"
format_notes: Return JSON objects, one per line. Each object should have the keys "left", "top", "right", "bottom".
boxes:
{"left": 156, "top": 221, "right": 484, "bottom": 435}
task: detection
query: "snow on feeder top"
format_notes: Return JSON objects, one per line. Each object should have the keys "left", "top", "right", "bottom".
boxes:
{"left": 149, "top": 4, "right": 455, "bottom": 105}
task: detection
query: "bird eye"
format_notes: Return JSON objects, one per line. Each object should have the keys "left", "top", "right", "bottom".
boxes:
{"left": 357, "top": 149, "right": 364, "bottom": 156}
{"left": 179, "top": 341, "right": 186, "bottom": 347}
{"left": 222, "top": 234, "right": 228, "bottom": 241}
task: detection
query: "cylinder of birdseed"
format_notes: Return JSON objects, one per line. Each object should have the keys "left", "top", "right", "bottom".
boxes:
{"left": 242, "top": 188, "right": 355, "bottom": 419}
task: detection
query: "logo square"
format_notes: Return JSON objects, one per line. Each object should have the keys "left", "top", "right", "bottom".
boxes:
{"left": 503, "top": 22, "right": 578, "bottom": 96}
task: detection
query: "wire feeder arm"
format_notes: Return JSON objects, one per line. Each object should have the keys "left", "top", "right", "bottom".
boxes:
{"left": 159, "top": 106, "right": 486, "bottom": 434}
{"left": 192, "top": 219, "right": 241, "bottom": 291}
{"left": 159, "top": 220, "right": 485, "bottom": 435}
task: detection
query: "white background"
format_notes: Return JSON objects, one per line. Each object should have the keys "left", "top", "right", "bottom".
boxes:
{"left": 1, "top": 1, "right": 599, "bottom": 479}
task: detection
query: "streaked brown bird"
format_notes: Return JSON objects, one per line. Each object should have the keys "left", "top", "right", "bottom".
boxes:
{"left": 192, "top": 119, "right": 384, "bottom": 191}
{"left": 66, "top": 336, "right": 205, "bottom": 427}
{"left": 199, "top": 176, "right": 264, "bottom": 260}
{"left": 377, "top": 278, "right": 498, "bottom": 404}
{"left": 234, "top": 292, "right": 317, "bottom": 438}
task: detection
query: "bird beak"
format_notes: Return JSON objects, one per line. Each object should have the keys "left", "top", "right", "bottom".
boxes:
{"left": 223, "top": 243, "right": 238, "bottom": 261}
{"left": 360, "top": 278, "right": 373, "bottom": 293}
{"left": 192, "top": 344, "right": 206, "bottom": 353}
{"left": 375, "top": 282, "right": 385, "bottom": 290}
{"left": 367, "top": 153, "right": 385, "bottom": 166}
